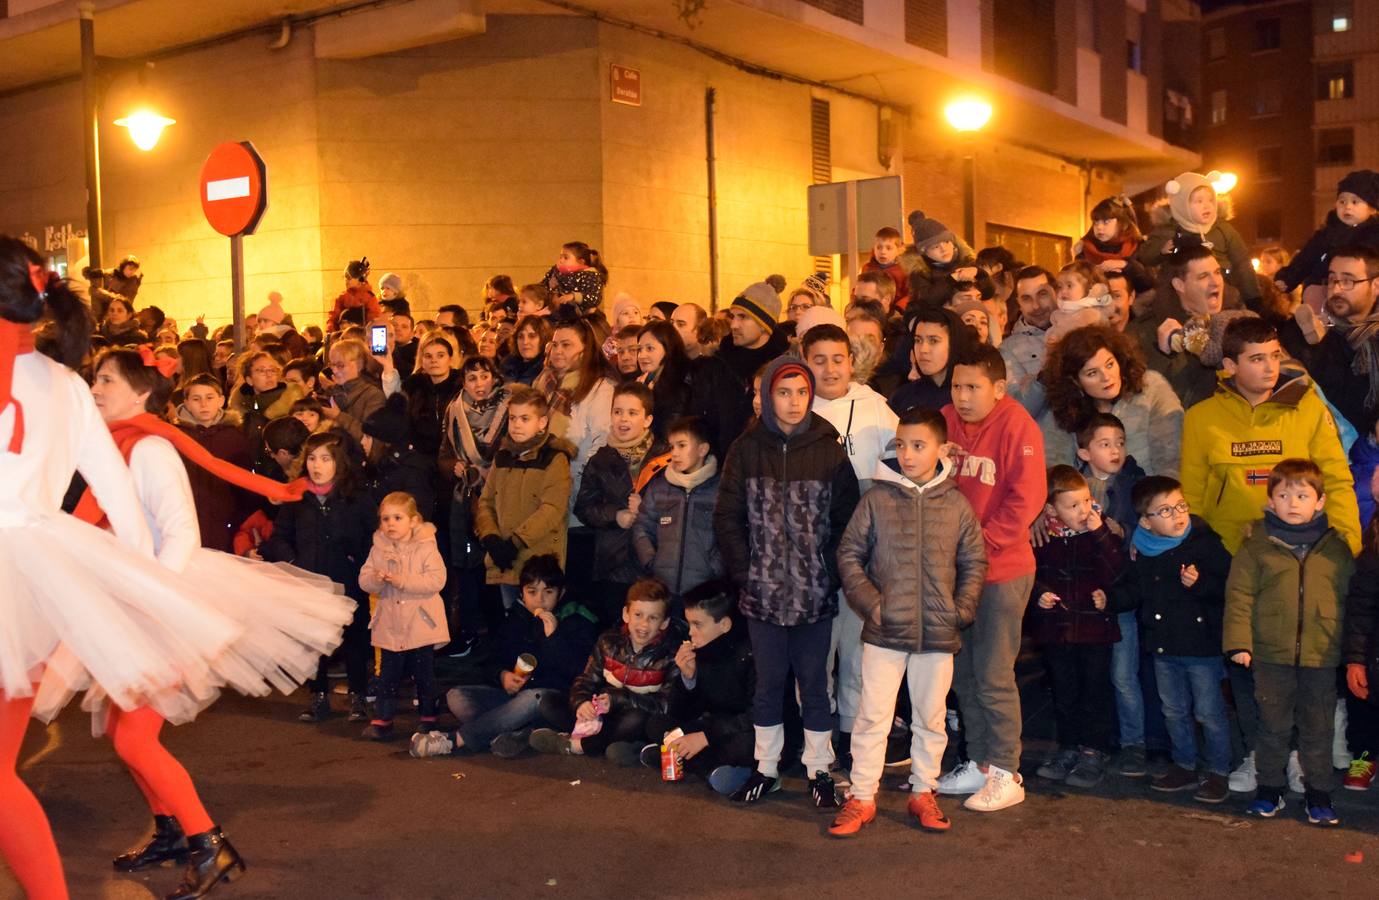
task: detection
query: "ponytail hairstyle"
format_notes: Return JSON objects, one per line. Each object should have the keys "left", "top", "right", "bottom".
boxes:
{"left": 0, "top": 235, "right": 94, "bottom": 368}
{"left": 1089, "top": 195, "right": 1142, "bottom": 244}
{"left": 93, "top": 347, "right": 174, "bottom": 413}
{"left": 562, "top": 241, "right": 608, "bottom": 283}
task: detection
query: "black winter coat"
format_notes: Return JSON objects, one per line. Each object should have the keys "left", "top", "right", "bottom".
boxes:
{"left": 1029, "top": 522, "right": 1124, "bottom": 645}
{"left": 631, "top": 466, "right": 723, "bottom": 597}
{"left": 402, "top": 370, "right": 463, "bottom": 457}
{"left": 574, "top": 439, "right": 669, "bottom": 585}
{"left": 667, "top": 625, "right": 755, "bottom": 745}
{"left": 1276, "top": 211, "right": 1379, "bottom": 292}
{"left": 1109, "top": 517, "right": 1232, "bottom": 658}
{"left": 1343, "top": 548, "right": 1379, "bottom": 694}
{"left": 177, "top": 417, "right": 254, "bottom": 553}
{"left": 713, "top": 329, "right": 791, "bottom": 450}
{"left": 493, "top": 599, "right": 600, "bottom": 692}
{"left": 260, "top": 487, "right": 375, "bottom": 602}
{"left": 888, "top": 375, "right": 953, "bottom": 418}
{"left": 714, "top": 415, "right": 860, "bottom": 626}
{"left": 364, "top": 446, "right": 439, "bottom": 522}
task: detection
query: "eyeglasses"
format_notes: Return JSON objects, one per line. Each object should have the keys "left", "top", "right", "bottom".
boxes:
{"left": 1147, "top": 500, "right": 1190, "bottom": 519}
{"left": 250, "top": 366, "right": 280, "bottom": 376}
{"left": 1326, "top": 274, "right": 1376, "bottom": 291}
{"left": 788, "top": 303, "right": 814, "bottom": 314}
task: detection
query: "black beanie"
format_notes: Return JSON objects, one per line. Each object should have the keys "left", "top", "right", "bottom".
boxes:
{"left": 906, "top": 209, "right": 955, "bottom": 252}
{"left": 363, "top": 393, "right": 411, "bottom": 446}
{"left": 1337, "top": 170, "right": 1379, "bottom": 209}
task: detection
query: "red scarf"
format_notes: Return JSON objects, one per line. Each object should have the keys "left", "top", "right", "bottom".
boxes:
{"left": 72, "top": 412, "right": 309, "bottom": 528}
{"left": 0, "top": 319, "right": 35, "bottom": 453}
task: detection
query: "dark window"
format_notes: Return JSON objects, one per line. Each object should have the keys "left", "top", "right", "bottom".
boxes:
{"left": 1254, "top": 18, "right": 1282, "bottom": 51}
{"left": 1317, "top": 128, "right": 1355, "bottom": 166}
{"left": 1206, "top": 27, "right": 1226, "bottom": 60}
{"left": 801, "top": 0, "right": 864, "bottom": 25}
{"left": 1253, "top": 80, "right": 1282, "bottom": 117}
{"left": 904, "top": 0, "right": 948, "bottom": 55}
{"left": 991, "top": 0, "right": 1057, "bottom": 93}
{"left": 811, "top": 98, "right": 832, "bottom": 276}
{"left": 1127, "top": 40, "right": 1142, "bottom": 72}
{"left": 1256, "top": 145, "right": 1283, "bottom": 178}
{"left": 1257, "top": 209, "right": 1282, "bottom": 242}
{"left": 1210, "top": 89, "right": 1227, "bottom": 125}
{"left": 1317, "top": 62, "right": 1354, "bottom": 100}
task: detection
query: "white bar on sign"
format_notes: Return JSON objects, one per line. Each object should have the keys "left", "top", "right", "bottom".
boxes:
{"left": 206, "top": 176, "right": 251, "bottom": 202}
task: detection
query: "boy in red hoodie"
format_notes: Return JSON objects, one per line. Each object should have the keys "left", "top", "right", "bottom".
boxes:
{"left": 327, "top": 258, "right": 382, "bottom": 332}
{"left": 860, "top": 226, "right": 910, "bottom": 311}
{"left": 937, "top": 344, "right": 1046, "bottom": 813}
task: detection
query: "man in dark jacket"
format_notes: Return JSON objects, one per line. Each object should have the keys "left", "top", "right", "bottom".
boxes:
{"left": 715, "top": 282, "right": 791, "bottom": 448}
{"left": 831, "top": 407, "right": 986, "bottom": 836}
{"left": 410, "top": 554, "right": 599, "bottom": 758}
{"left": 714, "top": 356, "right": 860, "bottom": 807}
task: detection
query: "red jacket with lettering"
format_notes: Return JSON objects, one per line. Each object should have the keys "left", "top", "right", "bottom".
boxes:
{"left": 942, "top": 395, "right": 1047, "bottom": 584}
{"left": 569, "top": 625, "right": 677, "bottom": 715}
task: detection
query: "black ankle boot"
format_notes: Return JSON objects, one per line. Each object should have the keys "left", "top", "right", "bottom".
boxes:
{"left": 166, "top": 826, "right": 245, "bottom": 900}
{"left": 113, "top": 814, "right": 189, "bottom": 871}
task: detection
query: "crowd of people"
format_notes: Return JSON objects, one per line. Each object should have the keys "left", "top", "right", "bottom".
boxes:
{"left": 5, "top": 165, "right": 1379, "bottom": 896}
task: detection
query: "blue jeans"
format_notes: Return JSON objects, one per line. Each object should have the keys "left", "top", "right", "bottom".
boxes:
{"left": 446, "top": 685, "right": 556, "bottom": 751}
{"left": 1111, "top": 612, "right": 1145, "bottom": 746}
{"left": 1154, "top": 656, "right": 1230, "bottom": 775}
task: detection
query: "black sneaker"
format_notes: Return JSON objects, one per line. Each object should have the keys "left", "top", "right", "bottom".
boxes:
{"left": 810, "top": 771, "right": 841, "bottom": 810}
{"left": 729, "top": 770, "right": 781, "bottom": 804}
{"left": 348, "top": 694, "right": 368, "bottom": 722}
{"left": 298, "top": 692, "right": 329, "bottom": 723}
{"left": 446, "top": 636, "right": 479, "bottom": 659}
{"left": 490, "top": 730, "right": 531, "bottom": 759}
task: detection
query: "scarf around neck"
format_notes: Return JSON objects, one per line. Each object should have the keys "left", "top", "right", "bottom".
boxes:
{"left": 607, "top": 429, "right": 655, "bottom": 475}
{"left": 1334, "top": 312, "right": 1379, "bottom": 411}
{"left": 665, "top": 454, "right": 717, "bottom": 491}
{"left": 1131, "top": 521, "right": 1191, "bottom": 557}
{"left": 1263, "top": 509, "right": 1330, "bottom": 549}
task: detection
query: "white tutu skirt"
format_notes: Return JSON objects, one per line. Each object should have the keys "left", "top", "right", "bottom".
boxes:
{"left": 0, "top": 510, "right": 355, "bottom": 726}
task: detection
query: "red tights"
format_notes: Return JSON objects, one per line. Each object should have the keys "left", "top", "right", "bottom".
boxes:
{"left": 107, "top": 707, "right": 214, "bottom": 836}
{"left": 0, "top": 692, "right": 68, "bottom": 900}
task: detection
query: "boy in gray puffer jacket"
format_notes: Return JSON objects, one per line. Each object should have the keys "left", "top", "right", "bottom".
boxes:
{"left": 830, "top": 407, "right": 987, "bottom": 837}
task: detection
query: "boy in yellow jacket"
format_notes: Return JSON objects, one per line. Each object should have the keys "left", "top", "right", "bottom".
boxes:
{"left": 1179, "top": 317, "right": 1361, "bottom": 556}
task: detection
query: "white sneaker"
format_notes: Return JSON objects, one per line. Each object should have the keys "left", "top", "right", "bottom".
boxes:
{"left": 1287, "top": 750, "right": 1305, "bottom": 794}
{"left": 1333, "top": 700, "right": 1351, "bottom": 770}
{"left": 1228, "top": 752, "right": 1257, "bottom": 793}
{"left": 963, "top": 765, "right": 1025, "bottom": 812}
{"left": 937, "top": 760, "right": 986, "bottom": 795}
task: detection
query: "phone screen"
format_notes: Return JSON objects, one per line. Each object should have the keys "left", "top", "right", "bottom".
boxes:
{"left": 369, "top": 325, "right": 388, "bottom": 355}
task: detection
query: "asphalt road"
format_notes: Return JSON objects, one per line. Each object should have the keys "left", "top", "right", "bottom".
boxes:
{"left": 5, "top": 676, "right": 1379, "bottom": 900}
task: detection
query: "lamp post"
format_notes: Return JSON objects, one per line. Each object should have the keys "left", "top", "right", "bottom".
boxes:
{"left": 78, "top": 1, "right": 175, "bottom": 272}
{"left": 944, "top": 98, "right": 992, "bottom": 248}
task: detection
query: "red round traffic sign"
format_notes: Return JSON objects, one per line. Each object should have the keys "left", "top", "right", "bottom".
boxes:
{"left": 199, "top": 141, "right": 267, "bottom": 237}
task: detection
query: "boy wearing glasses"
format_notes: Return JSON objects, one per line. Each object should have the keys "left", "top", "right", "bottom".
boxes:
{"left": 1109, "top": 476, "right": 1233, "bottom": 802}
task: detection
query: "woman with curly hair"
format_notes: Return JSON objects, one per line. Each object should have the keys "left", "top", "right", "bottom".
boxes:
{"left": 1038, "top": 324, "right": 1183, "bottom": 477}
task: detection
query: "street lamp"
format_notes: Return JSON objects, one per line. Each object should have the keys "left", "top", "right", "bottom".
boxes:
{"left": 114, "top": 110, "right": 176, "bottom": 151}
{"left": 944, "top": 98, "right": 992, "bottom": 246}
{"left": 1211, "top": 171, "right": 1238, "bottom": 195}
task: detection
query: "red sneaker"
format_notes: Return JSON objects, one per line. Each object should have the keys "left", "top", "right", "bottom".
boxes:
{"left": 827, "top": 798, "right": 877, "bottom": 838}
{"left": 908, "top": 790, "right": 951, "bottom": 832}
{"left": 1343, "top": 753, "right": 1374, "bottom": 791}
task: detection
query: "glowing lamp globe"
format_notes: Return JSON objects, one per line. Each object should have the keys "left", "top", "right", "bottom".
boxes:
{"left": 945, "top": 99, "right": 992, "bottom": 133}
{"left": 1211, "top": 171, "right": 1238, "bottom": 195}
{"left": 114, "top": 111, "right": 176, "bottom": 151}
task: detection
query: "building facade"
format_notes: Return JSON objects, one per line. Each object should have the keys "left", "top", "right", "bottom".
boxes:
{"left": 0, "top": 0, "right": 1199, "bottom": 329}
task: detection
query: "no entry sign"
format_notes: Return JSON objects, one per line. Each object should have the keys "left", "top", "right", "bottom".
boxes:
{"left": 199, "top": 141, "right": 267, "bottom": 237}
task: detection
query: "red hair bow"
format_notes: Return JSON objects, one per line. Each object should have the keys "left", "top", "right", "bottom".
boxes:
{"left": 138, "top": 345, "right": 179, "bottom": 378}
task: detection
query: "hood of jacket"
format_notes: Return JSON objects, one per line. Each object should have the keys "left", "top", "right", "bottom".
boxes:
{"left": 759, "top": 355, "right": 817, "bottom": 438}
{"left": 1213, "top": 364, "right": 1311, "bottom": 410}
{"left": 497, "top": 429, "right": 576, "bottom": 462}
{"left": 176, "top": 405, "right": 242, "bottom": 429}
{"left": 873, "top": 454, "right": 955, "bottom": 496}
{"left": 371, "top": 520, "right": 439, "bottom": 553}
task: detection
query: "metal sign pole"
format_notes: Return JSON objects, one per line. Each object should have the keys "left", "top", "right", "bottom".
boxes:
{"left": 230, "top": 233, "right": 245, "bottom": 350}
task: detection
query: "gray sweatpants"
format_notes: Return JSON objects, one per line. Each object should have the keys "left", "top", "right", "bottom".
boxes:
{"left": 951, "top": 574, "right": 1032, "bottom": 773}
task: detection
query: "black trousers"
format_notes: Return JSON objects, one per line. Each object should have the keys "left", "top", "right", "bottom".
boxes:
{"left": 646, "top": 712, "right": 755, "bottom": 776}
{"left": 375, "top": 646, "right": 437, "bottom": 722}
{"left": 1042, "top": 643, "right": 1115, "bottom": 753}
{"left": 1254, "top": 661, "right": 1338, "bottom": 793}
{"left": 538, "top": 692, "right": 651, "bottom": 757}
{"left": 308, "top": 597, "right": 370, "bottom": 695}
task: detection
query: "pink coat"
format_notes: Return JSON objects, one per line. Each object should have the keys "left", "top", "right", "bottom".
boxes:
{"left": 359, "top": 522, "right": 449, "bottom": 652}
